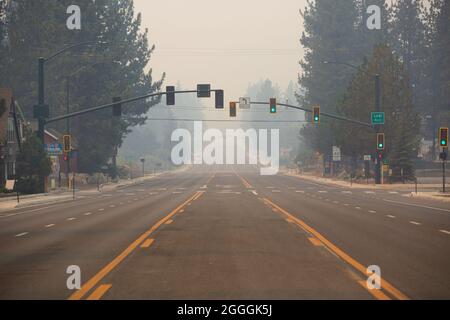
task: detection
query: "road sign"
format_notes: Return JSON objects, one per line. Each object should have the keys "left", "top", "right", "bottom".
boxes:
{"left": 45, "top": 143, "right": 63, "bottom": 156}
{"left": 332, "top": 146, "right": 341, "bottom": 162}
{"left": 364, "top": 155, "right": 371, "bottom": 161}
{"left": 239, "top": 97, "right": 251, "bottom": 109}
{"left": 371, "top": 112, "right": 385, "bottom": 125}
{"left": 197, "top": 84, "right": 211, "bottom": 98}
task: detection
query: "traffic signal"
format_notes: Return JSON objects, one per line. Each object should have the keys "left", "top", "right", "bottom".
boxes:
{"left": 377, "top": 133, "right": 385, "bottom": 150}
{"left": 197, "top": 84, "right": 211, "bottom": 98}
{"left": 215, "top": 90, "right": 224, "bottom": 109}
{"left": 63, "top": 153, "right": 69, "bottom": 162}
{"left": 313, "top": 106, "right": 320, "bottom": 124}
{"left": 166, "top": 86, "right": 175, "bottom": 106}
{"left": 230, "top": 102, "right": 236, "bottom": 117}
{"left": 269, "top": 98, "right": 277, "bottom": 114}
{"left": 439, "top": 127, "right": 448, "bottom": 147}
{"left": 63, "top": 135, "right": 71, "bottom": 153}
{"left": 112, "top": 97, "right": 122, "bottom": 117}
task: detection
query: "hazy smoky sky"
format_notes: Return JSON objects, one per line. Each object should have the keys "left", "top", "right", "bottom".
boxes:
{"left": 133, "top": 0, "right": 307, "bottom": 102}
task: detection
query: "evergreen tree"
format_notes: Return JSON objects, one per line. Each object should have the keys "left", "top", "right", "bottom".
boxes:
{"left": 334, "top": 44, "right": 420, "bottom": 180}
{"left": 298, "top": 0, "right": 364, "bottom": 159}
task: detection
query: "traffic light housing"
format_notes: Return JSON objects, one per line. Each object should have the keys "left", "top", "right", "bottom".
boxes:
{"left": 377, "top": 133, "right": 385, "bottom": 150}
{"left": 166, "top": 86, "right": 175, "bottom": 106}
{"left": 215, "top": 90, "right": 224, "bottom": 109}
{"left": 63, "top": 135, "right": 71, "bottom": 153}
{"left": 63, "top": 153, "right": 69, "bottom": 162}
{"left": 112, "top": 97, "right": 122, "bottom": 117}
{"left": 270, "top": 98, "right": 277, "bottom": 114}
{"left": 313, "top": 106, "right": 320, "bottom": 124}
{"left": 439, "top": 127, "right": 448, "bottom": 147}
{"left": 230, "top": 102, "right": 236, "bottom": 117}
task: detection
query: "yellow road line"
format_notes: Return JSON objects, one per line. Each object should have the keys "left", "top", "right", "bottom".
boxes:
{"left": 140, "top": 239, "right": 154, "bottom": 248}
{"left": 165, "top": 219, "right": 174, "bottom": 225}
{"left": 357, "top": 280, "right": 391, "bottom": 300}
{"left": 86, "top": 284, "right": 112, "bottom": 300}
{"left": 262, "top": 197, "right": 409, "bottom": 300}
{"left": 234, "top": 172, "right": 253, "bottom": 189}
{"left": 68, "top": 191, "right": 202, "bottom": 300}
{"left": 308, "top": 237, "right": 323, "bottom": 246}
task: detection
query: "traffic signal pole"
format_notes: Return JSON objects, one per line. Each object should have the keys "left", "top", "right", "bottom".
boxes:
{"left": 374, "top": 74, "right": 382, "bottom": 184}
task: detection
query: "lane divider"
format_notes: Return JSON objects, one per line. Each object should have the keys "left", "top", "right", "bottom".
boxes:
{"left": 261, "top": 197, "right": 409, "bottom": 300}
{"left": 68, "top": 191, "right": 203, "bottom": 300}
{"left": 86, "top": 284, "right": 112, "bottom": 300}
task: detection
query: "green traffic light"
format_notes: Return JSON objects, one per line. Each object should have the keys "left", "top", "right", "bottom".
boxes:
{"left": 379, "top": 143, "right": 383, "bottom": 148}
{"left": 442, "top": 140, "right": 447, "bottom": 146}
{"left": 314, "top": 116, "right": 319, "bottom": 122}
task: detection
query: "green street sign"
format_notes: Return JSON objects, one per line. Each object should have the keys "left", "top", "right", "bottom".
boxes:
{"left": 371, "top": 112, "right": 385, "bottom": 125}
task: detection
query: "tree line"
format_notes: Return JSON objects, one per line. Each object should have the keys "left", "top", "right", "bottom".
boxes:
{"left": 0, "top": 0, "right": 163, "bottom": 175}
{"left": 297, "top": 0, "right": 449, "bottom": 180}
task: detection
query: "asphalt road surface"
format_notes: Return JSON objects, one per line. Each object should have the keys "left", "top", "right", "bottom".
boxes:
{"left": 1, "top": 166, "right": 449, "bottom": 300}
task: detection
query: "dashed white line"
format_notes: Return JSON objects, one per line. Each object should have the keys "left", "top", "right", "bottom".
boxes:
{"left": 272, "top": 190, "right": 281, "bottom": 193}
{"left": 369, "top": 210, "right": 377, "bottom": 213}
{"left": 84, "top": 212, "right": 92, "bottom": 216}
{"left": 295, "top": 190, "right": 304, "bottom": 193}
{"left": 364, "top": 191, "right": 375, "bottom": 194}
{"left": 109, "top": 205, "right": 115, "bottom": 208}
{"left": 67, "top": 217, "right": 76, "bottom": 221}
{"left": 344, "top": 204, "right": 349, "bottom": 206}
{"left": 355, "top": 207, "right": 362, "bottom": 210}
{"left": 318, "top": 191, "right": 328, "bottom": 194}
{"left": 15, "top": 232, "right": 28, "bottom": 237}
{"left": 389, "top": 191, "right": 399, "bottom": 194}
{"left": 98, "top": 208, "right": 105, "bottom": 212}
{"left": 386, "top": 215, "right": 396, "bottom": 219}
{"left": 45, "top": 224, "right": 55, "bottom": 228}
{"left": 409, "top": 221, "right": 421, "bottom": 226}
{"left": 439, "top": 230, "right": 450, "bottom": 235}
{"left": 333, "top": 201, "right": 339, "bottom": 204}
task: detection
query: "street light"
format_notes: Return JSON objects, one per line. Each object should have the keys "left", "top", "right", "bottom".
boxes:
{"left": 35, "top": 41, "right": 108, "bottom": 193}
{"left": 322, "top": 60, "right": 382, "bottom": 184}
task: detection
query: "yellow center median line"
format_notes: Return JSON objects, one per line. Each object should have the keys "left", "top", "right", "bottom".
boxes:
{"left": 68, "top": 191, "right": 203, "bottom": 301}
{"left": 86, "top": 284, "right": 112, "bottom": 300}
{"left": 262, "top": 197, "right": 409, "bottom": 301}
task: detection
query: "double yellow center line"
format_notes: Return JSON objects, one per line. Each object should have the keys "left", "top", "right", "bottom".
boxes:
{"left": 68, "top": 191, "right": 204, "bottom": 300}
{"left": 262, "top": 197, "right": 409, "bottom": 300}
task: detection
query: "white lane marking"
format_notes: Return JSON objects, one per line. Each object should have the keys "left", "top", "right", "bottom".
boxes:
{"left": 369, "top": 210, "right": 377, "bottom": 213}
{"left": 342, "top": 191, "right": 352, "bottom": 194}
{"left": 333, "top": 201, "right": 339, "bottom": 204}
{"left": 15, "top": 232, "right": 28, "bottom": 237}
{"left": 200, "top": 185, "right": 208, "bottom": 189}
{"left": 172, "top": 192, "right": 183, "bottom": 194}
{"left": 84, "top": 212, "right": 92, "bottom": 216}
{"left": 98, "top": 208, "right": 105, "bottom": 212}
{"left": 251, "top": 190, "right": 258, "bottom": 196}
{"left": 149, "top": 192, "right": 158, "bottom": 195}
{"left": 409, "top": 221, "right": 421, "bottom": 226}
{"left": 266, "top": 186, "right": 275, "bottom": 189}
{"left": 176, "top": 187, "right": 187, "bottom": 190}
{"left": 386, "top": 215, "right": 396, "bottom": 219}
{"left": 383, "top": 199, "right": 450, "bottom": 214}
{"left": 318, "top": 191, "right": 328, "bottom": 193}
{"left": 364, "top": 191, "right": 375, "bottom": 194}
{"left": 1, "top": 207, "right": 51, "bottom": 218}
{"left": 67, "top": 217, "right": 76, "bottom": 221}
{"left": 355, "top": 207, "right": 362, "bottom": 210}
{"left": 272, "top": 190, "right": 281, "bottom": 193}
{"left": 295, "top": 190, "right": 304, "bottom": 193}
{"left": 109, "top": 205, "right": 115, "bottom": 208}
{"left": 389, "top": 191, "right": 399, "bottom": 194}
{"left": 45, "top": 224, "right": 55, "bottom": 228}
{"left": 344, "top": 203, "right": 349, "bottom": 206}
{"left": 439, "top": 230, "right": 450, "bottom": 235}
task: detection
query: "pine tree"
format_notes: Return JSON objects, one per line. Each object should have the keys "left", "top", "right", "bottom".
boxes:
{"left": 334, "top": 44, "right": 420, "bottom": 180}
{"left": 298, "top": 0, "right": 365, "bottom": 160}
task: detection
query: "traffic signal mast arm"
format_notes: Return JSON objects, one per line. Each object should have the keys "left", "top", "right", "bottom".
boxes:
{"left": 45, "top": 88, "right": 223, "bottom": 124}
{"left": 249, "top": 101, "right": 373, "bottom": 128}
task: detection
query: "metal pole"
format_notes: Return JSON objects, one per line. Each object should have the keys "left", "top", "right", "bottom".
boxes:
{"left": 375, "top": 74, "right": 381, "bottom": 184}
{"left": 443, "top": 158, "right": 446, "bottom": 193}
{"left": 37, "top": 57, "right": 46, "bottom": 193}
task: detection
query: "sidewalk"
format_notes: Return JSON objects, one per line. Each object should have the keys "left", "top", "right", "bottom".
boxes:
{"left": 0, "top": 169, "right": 180, "bottom": 212}
{"left": 282, "top": 169, "right": 450, "bottom": 203}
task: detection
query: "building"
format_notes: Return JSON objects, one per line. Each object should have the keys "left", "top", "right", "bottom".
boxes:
{"left": 0, "top": 88, "right": 24, "bottom": 186}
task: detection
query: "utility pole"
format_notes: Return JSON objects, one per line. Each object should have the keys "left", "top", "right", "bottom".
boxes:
{"left": 374, "top": 74, "right": 382, "bottom": 184}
